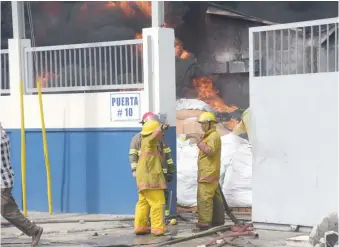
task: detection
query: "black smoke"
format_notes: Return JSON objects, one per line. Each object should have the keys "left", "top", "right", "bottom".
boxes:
{"left": 1, "top": 1, "right": 190, "bottom": 48}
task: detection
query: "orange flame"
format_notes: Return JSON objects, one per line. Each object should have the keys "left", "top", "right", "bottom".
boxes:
{"left": 193, "top": 77, "right": 238, "bottom": 113}
{"left": 37, "top": 72, "right": 59, "bottom": 88}
{"left": 105, "top": 1, "right": 152, "bottom": 18}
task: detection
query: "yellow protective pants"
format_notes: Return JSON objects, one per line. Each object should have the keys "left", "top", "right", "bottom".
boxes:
{"left": 134, "top": 189, "right": 166, "bottom": 236}
{"left": 197, "top": 182, "right": 225, "bottom": 227}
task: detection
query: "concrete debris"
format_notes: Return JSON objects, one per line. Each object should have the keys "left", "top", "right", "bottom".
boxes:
{"left": 79, "top": 220, "right": 85, "bottom": 224}
{"left": 309, "top": 212, "right": 338, "bottom": 246}
{"left": 323, "top": 231, "right": 338, "bottom": 247}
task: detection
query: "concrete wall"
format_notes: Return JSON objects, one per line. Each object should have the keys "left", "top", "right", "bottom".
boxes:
{"left": 199, "top": 16, "right": 261, "bottom": 74}
{"left": 0, "top": 92, "right": 177, "bottom": 214}
{"left": 192, "top": 16, "right": 260, "bottom": 110}
{"left": 250, "top": 72, "right": 339, "bottom": 227}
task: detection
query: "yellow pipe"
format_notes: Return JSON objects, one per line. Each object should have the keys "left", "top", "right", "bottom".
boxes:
{"left": 19, "top": 81, "right": 27, "bottom": 216}
{"left": 37, "top": 79, "right": 53, "bottom": 215}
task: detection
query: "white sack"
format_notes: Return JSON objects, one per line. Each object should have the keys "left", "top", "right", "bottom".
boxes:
{"left": 219, "top": 134, "right": 239, "bottom": 186}
{"left": 176, "top": 137, "right": 199, "bottom": 207}
{"left": 177, "top": 132, "right": 253, "bottom": 208}
{"left": 176, "top": 99, "right": 216, "bottom": 113}
{"left": 222, "top": 134, "right": 252, "bottom": 207}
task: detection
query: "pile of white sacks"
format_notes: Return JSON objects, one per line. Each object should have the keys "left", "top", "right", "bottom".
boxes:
{"left": 176, "top": 99, "right": 252, "bottom": 208}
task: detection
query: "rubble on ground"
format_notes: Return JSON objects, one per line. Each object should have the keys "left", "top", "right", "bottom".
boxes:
{"left": 309, "top": 212, "right": 338, "bottom": 247}
{"left": 1, "top": 211, "right": 306, "bottom": 247}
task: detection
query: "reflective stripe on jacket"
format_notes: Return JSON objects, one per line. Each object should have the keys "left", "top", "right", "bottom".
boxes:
{"left": 129, "top": 133, "right": 175, "bottom": 174}
{"left": 136, "top": 128, "right": 167, "bottom": 192}
{"left": 129, "top": 134, "right": 142, "bottom": 171}
{"left": 197, "top": 128, "right": 221, "bottom": 183}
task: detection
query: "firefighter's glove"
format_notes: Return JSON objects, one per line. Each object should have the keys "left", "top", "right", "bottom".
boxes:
{"left": 166, "top": 173, "right": 173, "bottom": 183}
{"left": 132, "top": 171, "right": 136, "bottom": 178}
{"left": 161, "top": 124, "right": 170, "bottom": 131}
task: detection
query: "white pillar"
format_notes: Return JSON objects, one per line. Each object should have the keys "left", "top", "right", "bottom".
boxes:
{"left": 8, "top": 39, "right": 31, "bottom": 96}
{"left": 11, "top": 1, "right": 26, "bottom": 39}
{"left": 151, "top": 1, "right": 165, "bottom": 27}
{"left": 9, "top": 1, "right": 30, "bottom": 96}
{"left": 142, "top": 27, "right": 176, "bottom": 125}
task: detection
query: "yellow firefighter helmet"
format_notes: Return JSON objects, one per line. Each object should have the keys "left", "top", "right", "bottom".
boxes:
{"left": 140, "top": 120, "right": 160, "bottom": 135}
{"left": 197, "top": 111, "right": 217, "bottom": 123}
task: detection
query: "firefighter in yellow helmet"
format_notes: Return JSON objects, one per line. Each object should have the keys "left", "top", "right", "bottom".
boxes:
{"left": 134, "top": 120, "right": 169, "bottom": 236}
{"left": 190, "top": 111, "right": 225, "bottom": 231}
{"left": 129, "top": 112, "right": 175, "bottom": 220}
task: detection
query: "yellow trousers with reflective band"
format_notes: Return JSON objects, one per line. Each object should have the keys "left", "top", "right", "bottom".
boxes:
{"left": 134, "top": 189, "right": 166, "bottom": 236}
{"left": 197, "top": 182, "right": 225, "bottom": 227}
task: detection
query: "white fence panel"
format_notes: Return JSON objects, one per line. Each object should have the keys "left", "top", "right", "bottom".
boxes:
{"left": 250, "top": 17, "right": 338, "bottom": 77}
{"left": 0, "top": 50, "right": 10, "bottom": 95}
{"left": 24, "top": 39, "right": 143, "bottom": 94}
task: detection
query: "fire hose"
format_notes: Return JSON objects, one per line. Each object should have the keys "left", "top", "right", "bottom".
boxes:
{"left": 218, "top": 184, "right": 241, "bottom": 225}
{"left": 199, "top": 224, "right": 258, "bottom": 247}
{"left": 153, "top": 225, "right": 232, "bottom": 247}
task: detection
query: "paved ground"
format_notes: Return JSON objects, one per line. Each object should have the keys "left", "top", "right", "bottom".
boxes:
{"left": 1, "top": 212, "right": 312, "bottom": 247}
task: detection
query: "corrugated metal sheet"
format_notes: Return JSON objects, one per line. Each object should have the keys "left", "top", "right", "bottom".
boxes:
{"left": 206, "top": 6, "right": 277, "bottom": 25}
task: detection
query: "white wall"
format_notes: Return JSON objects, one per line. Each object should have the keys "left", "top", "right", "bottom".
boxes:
{"left": 250, "top": 72, "right": 339, "bottom": 227}
{"left": 0, "top": 91, "right": 147, "bottom": 129}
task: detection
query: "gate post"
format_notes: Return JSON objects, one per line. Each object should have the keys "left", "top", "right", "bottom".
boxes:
{"left": 142, "top": 27, "right": 177, "bottom": 216}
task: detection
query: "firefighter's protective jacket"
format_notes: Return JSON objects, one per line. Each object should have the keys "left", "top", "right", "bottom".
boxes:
{"left": 129, "top": 133, "right": 175, "bottom": 176}
{"left": 136, "top": 128, "right": 167, "bottom": 192}
{"left": 196, "top": 128, "right": 221, "bottom": 183}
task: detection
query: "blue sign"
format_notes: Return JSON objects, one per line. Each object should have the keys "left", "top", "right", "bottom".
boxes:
{"left": 110, "top": 93, "right": 141, "bottom": 121}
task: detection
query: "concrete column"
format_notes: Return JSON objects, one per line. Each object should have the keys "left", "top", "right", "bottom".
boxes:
{"left": 151, "top": 1, "right": 165, "bottom": 27}
{"left": 11, "top": 1, "right": 26, "bottom": 39}
{"left": 142, "top": 27, "right": 176, "bottom": 215}
{"left": 9, "top": 1, "right": 31, "bottom": 96}
{"left": 8, "top": 39, "right": 31, "bottom": 97}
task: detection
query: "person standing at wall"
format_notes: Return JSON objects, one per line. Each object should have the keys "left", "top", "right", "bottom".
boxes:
{"left": 190, "top": 112, "right": 225, "bottom": 231}
{"left": 233, "top": 108, "right": 251, "bottom": 143}
{"left": 129, "top": 112, "right": 175, "bottom": 219}
{"left": 134, "top": 120, "right": 169, "bottom": 236}
{"left": 0, "top": 123, "right": 44, "bottom": 247}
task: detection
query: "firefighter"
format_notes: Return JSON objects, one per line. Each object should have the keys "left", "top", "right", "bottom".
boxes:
{"left": 134, "top": 120, "right": 169, "bottom": 236}
{"left": 129, "top": 112, "right": 175, "bottom": 219}
{"left": 233, "top": 108, "right": 251, "bottom": 143}
{"left": 190, "top": 111, "right": 225, "bottom": 231}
